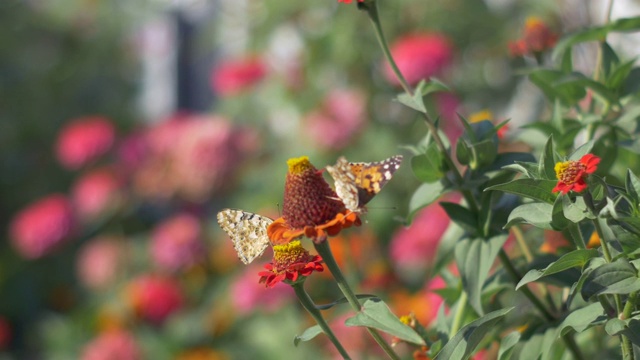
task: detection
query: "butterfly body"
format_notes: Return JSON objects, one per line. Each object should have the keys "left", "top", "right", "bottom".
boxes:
{"left": 326, "top": 155, "right": 403, "bottom": 213}
{"left": 216, "top": 209, "right": 273, "bottom": 264}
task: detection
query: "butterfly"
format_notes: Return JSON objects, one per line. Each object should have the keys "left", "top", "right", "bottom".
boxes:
{"left": 326, "top": 155, "right": 403, "bottom": 213}
{"left": 216, "top": 209, "right": 273, "bottom": 265}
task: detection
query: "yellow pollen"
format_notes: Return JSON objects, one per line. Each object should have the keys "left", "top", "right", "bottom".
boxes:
{"left": 469, "top": 109, "right": 494, "bottom": 123}
{"left": 287, "top": 156, "right": 313, "bottom": 175}
{"left": 399, "top": 315, "right": 412, "bottom": 325}
{"left": 273, "top": 240, "right": 307, "bottom": 264}
{"left": 554, "top": 160, "right": 586, "bottom": 184}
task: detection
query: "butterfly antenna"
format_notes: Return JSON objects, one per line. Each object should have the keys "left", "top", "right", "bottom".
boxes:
{"left": 276, "top": 203, "right": 282, "bottom": 217}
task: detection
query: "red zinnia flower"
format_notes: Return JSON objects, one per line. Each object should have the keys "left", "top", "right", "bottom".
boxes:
{"left": 56, "top": 116, "right": 115, "bottom": 170}
{"left": 258, "top": 240, "right": 324, "bottom": 288}
{"left": 267, "top": 156, "right": 360, "bottom": 243}
{"left": 552, "top": 154, "right": 600, "bottom": 194}
{"left": 509, "top": 17, "right": 558, "bottom": 57}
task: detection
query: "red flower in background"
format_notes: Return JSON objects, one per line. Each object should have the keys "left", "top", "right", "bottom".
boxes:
{"left": 305, "top": 89, "right": 366, "bottom": 150}
{"left": 71, "top": 167, "right": 122, "bottom": 221}
{"left": 383, "top": 33, "right": 453, "bottom": 86}
{"left": 9, "top": 194, "right": 75, "bottom": 259}
{"left": 77, "top": 236, "right": 125, "bottom": 290}
{"left": 151, "top": 213, "right": 204, "bottom": 272}
{"left": 210, "top": 56, "right": 266, "bottom": 97}
{"left": 81, "top": 330, "right": 141, "bottom": 360}
{"left": 127, "top": 275, "right": 183, "bottom": 325}
{"left": 509, "top": 17, "right": 558, "bottom": 57}
{"left": 56, "top": 116, "right": 115, "bottom": 169}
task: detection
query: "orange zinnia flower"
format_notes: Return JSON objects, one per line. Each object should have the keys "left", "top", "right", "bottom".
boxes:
{"left": 267, "top": 156, "right": 360, "bottom": 243}
{"left": 258, "top": 240, "right": 324, "bottom": 288}
{"left": 552, "top": 154, "right": 600, "bottom": 194}
{"left": 509, "top": 17, "right": 558, "bottom": 57}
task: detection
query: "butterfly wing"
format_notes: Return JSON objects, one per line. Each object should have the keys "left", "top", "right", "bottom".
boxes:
{"left": 327, "top": 155, "right": 403, "bottom": 213}
{"left": 216, "top": 209, "right": 273, "bottom": 264}
{"left": 350, "top": 155, "right": 403, "bottom": 207}
{"left": 326, "top": 157, "right": 360, "bottom": 212}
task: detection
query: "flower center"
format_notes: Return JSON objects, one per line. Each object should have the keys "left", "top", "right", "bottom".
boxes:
{"left": 287, "top": 156, "right": 313, "bottom": 175}
{"left": 272, "top": 240, "right": 309, "bottom": 272}
{"left": 554, "top": 160, "right": 587, "bottom": 185}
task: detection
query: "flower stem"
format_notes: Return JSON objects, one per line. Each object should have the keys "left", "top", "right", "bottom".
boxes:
{"left": 314, "top": 240, "right": 400, "bottom": 360}
{"left": 450, "top": 291, "right": 468, "bottom": 335}
{"left": 292, "top": 282, "right": 352, "bottom": 360}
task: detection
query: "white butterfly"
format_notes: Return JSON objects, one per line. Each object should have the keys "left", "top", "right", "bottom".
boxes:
{"left": 216, "top": 209, "right": 273, "bottom": 265}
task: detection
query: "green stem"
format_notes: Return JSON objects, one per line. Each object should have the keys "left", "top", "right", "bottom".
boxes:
{"left": 566, "top": 224, "right": 587, "bottom": 250}
{"left": 292, "top": 282, "right": 352, "bottom": 360}
{"left": 362, "top": 0, "right": 479, "bottom": 213}
{"left": 450, "top": 291, "right": 468, "bottom": 335}
{"left": 621, "top": 292, "right": 637, "bottom": 359}
{"left": 314, "top": 241, "right": 400, "bottom": 360}
{"left": 512, "top": 226, "right": 534, "bottom": 262}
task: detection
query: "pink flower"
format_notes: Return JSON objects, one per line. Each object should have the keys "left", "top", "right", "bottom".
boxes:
{"left": 127, "top": 274, "right": 183, "bottom": 325}
{"left": 0, "top": 317, "right": 11, "bottom": 350}
{"left": 383, "top": 33, "right": 453, "bottom": 87}
{"left": 210, "top": 56, "right": 266, "bottom": 97}
{"left": 9, "top": 194, "right": 75, "bottom": 259}
{"left": 390, "top": 199, "right": 453, "bottom": 276}
{"left": 71, "top": 168, "right": 122, "bottom": 220}
{"left": 151, "top": 213, "right": 204, "bottom": 272}
{"left": 230, "top": 264, "right": 294, "bottom": 315}
{"left": 56, "top": 116, "right": 115, "bottom": 169}
{"left": 305, "top": 89, "right": 366, "bottom": 150}
{"left": 436, "top": 92, "right": 463, "bottom": 142}
{"left": 81, "top": 331, "right": 141, "bottom": 360}
{"left": 77, "top": 236, "right": 124, "bottom": 290}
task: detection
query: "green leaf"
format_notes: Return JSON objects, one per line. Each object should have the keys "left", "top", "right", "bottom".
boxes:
{"left": 554, "top": 73, "right": 618, "bottom": 105}
{"left": 294, "top": 325, "right": 323, "bottom": 346}
{"left": 498, "top": 331, "right": 521, "bottom": 360}
{"left": 562, "top": 195, "right": 590, "bottom": 223}
{"left": 434, "top": 307, "right": 513, "bottom": 360}
{"left": 470, "top": 139, "right": 498, "bottom": 170}
{"left": 606, "top": 318, "right": 640, "bottom": 347}
{"left": 417, "top": 78, "right": 451, "bottom": 96}
{"left": 345, "top": 299, "right": 425, "bottom": 345}
{"left": 412, "top": 144, "right": 444, "bottom": 183}
{"left": 626, "top": 170, "right": 640, "bottom": 203}
{"left": 529, "top": 69, "right": 587, "bottom": 105}
{"left": 441, "top": 202, "right": 478, "bottom": 235}
{"left": 607, "top": 59, "right": 635, "bottom": 91}
{"left": 551, "top": 195, "right": 569, "bottom": 230}
{"left": 558, "top": 302, "right": 606, "bottom": 335}
{"left": 581, "top": 259, "right": 640, "bottom": 300}
{"left": 539, "top": 136, "right": 557, "bottom": 180}
{"left": 622, "top": 68, "right": 640, "bottom": 97}
{"left": 517, "top": 249, "right": 599, "bottom": 290}
{"left": 478, "top": 152, "right": 536, "bottom": 173}
{"left": 505, "top": 203, "right": 554, "bottom": 229}
{"left": 407, "top": 182, "right": 447, "bottom": 223}
{"left": 456, "top": 139, "right": 472, "bottom": 166}
{"left": 486, "top": 179, "right": 558, "bottom": 204}
{"left": 455, "top": 234, "right": 508, "bottom": 315}
{"left": 569, "top": 140, "right": 595, "bottom": 160}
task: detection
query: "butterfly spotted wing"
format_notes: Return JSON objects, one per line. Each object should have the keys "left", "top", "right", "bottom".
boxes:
{"left": 326, "top": 155, "right": 403, "bottom": 213}
{"left": 216, "top": 209, "right": 273, "bottom": 264}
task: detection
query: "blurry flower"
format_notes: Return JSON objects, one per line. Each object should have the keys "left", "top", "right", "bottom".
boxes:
{"left": 77, "top": 236, "right": 125, "bottom": 290}
{"left": 588, "top": 231, "right": 601, "bottom": 248}
{"left": 552, "top": 154, "right": 600, "bottom": 194}
{"left": 258, "top": 240, "right": 324, "bottom": 288}
{"left": 509, "top": 17, "right": 558, "bottom": 57}
{"left": 413, "top": 346, "right": 430, "bottom": 360}
{"left": 267, "top": 156, "right": 360, "bottom": 243}
{"left": 151, "top": 213, "right": 204, "bottom": 272}
{"left": 390, "top": 199, "right": 451, "bottom": 276}
{"left": 127, "top": 274, "right": 183, "bottom": 325}
{"left": 81, "top": 330, "right": 141, "bottom": 360}
{"left": 383, "top": 33, "right": 453, "bottom": 87}
{"left": 132, "top": 114, "right": 257, "bottom": 202}
{"left": 176, "top": 348, "right": 229, "bottom": 360}
{"left": 231, "top": 264, "right": 294, "bottom": 314}
{"left": 436, "top": 93, "right": 463, "bottom": 142}
{"left": 56, "top": 116, "right": 115, "bottom": 169}
{"left": 9, "top": 194, "right": 75, "bottom": 259}
{"left": 71, "top": 168, "right": 122, "bottom": 221}
{"left": 305, "top": 89, "right": 366, "bottom": 150}
{"left": 540, "top": 230, "right": 571, "bottom": 254}
{"left": 390, "top": 277, "right": 445, "bottom": 327}
{"left": 210, "top": 56, "right": 266, "bottom": 97}
{"left": 469, "top": 109, "right": 509, "bottom": 139}
{"left": 0, "top": 317, "right": 11, "bottom": 350}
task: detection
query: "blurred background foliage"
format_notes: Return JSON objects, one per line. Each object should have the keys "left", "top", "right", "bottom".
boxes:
{"left": 0, "top": 0, "right": 622, "bottom": 358}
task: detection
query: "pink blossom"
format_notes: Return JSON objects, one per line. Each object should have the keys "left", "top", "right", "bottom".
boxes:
{"left": 81, "top": 331, "right": 141, "bottom": 360}
{"left": 56, "top": 116, "right": 115, "bottom": 169}
{"left": 305, "top": 89, "right": 366, "bottom": 150}
{"left": 436, "top": 92, "right": 463, "bottom": 142}
{"left": 9, "top": 194, "right": 75, "bottom": 259}
{"left": 71, "top": 168, "right": 121, "bottom": 220}
{"left": 151, "top": 213, "right": 204, "bottom": 272}
{"left": 76, "top": 236, "right": 124, "bottom": 290}
{"left": 210, "top": 56, "right": 266, "bottom": 97}
{"left": 390, "top": 199, "right": 453, "bottom": 275}
{"left": 383, "top": 33, "right": 453, "bottom": 87}
{"left": 230, "top": 263, "right": 294, "bottom": 315}
{"left": 127, "top": 274, "right": 183, "bottom": 325}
